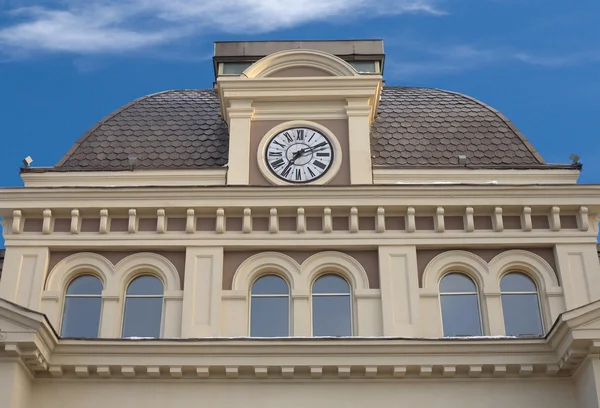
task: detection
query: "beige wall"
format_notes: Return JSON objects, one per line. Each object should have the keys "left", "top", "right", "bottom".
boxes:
{"left": 268, "top": 66, "right": 334, "bottom": 77}
{"left": 30, "top": 380, "right": 576, "bottom": 408}
{"left": 416, "top": 247, "right": 557, "bottom": 286}
{"left": 250, "top": 120, "right": 350, "bottom": 185}
{"left": 223, "top": 250, "right": 379, "bottom": 289}
{"left": 47, "top": 250, "right": 186, "bottom": 288}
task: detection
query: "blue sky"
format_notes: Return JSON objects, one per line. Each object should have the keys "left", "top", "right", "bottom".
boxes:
{"left": 0, "top": 0, "right": 599, "bottom": 245}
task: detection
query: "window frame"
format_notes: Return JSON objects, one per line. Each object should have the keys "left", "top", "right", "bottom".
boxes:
{"left": 499, "top": 271, "right": 545, "bottom": 337}
{"left": 439, "top": 272, "right": 484, "bottom": 337}
{"left": 60, "top": 274, "right": 104, "bottom": 338}
{"left": 310, "top": 273, "right": 354, "bottom": 337}
{"left": 121, "top": 274, "right": 166, "bottom": 339}
{"left": 248, "top": 273, "right": 292, "bottom": 337}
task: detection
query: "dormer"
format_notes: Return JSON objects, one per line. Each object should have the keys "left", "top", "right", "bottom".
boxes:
{"left": 215, "top": 40, "right": 384, "bottom": 186}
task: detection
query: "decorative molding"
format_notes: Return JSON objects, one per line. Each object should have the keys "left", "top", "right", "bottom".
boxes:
{"left": 12, "top": 209, "right": 22, "bottom": 234}
{"left": 323, "top": 208, "right": 332, "bottom": 233}
{"left": 42, "top": 209, "right": 52, "bottom": 234}
{"left": 156, "top": 209, "right": 166, "bottom": 233}
{"left": 435, "top": 207, "right": 445, "bottom": 232}
{"left": 373, "top": 168, "right": 580, "bottom": 185}
{"left": 550, "top": 206, "right": 561, "bottom": 231}
{"left": 242, "top": 49, "right": 360, "bottom": 79}
{"left": 349, "top": 207, "right": 359, "bottom": 233}
{"left": 465, "top": 207, "right": 474, "bottom": 232}
{"left": 70, "top": 209, "right": 80, "bottom": 234}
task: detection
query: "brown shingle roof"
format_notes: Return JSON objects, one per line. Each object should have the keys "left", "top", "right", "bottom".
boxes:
{"left": 53, "top": 87, "right": 555, "bottom": 171}
{"left": 371, "top": 87, "right": 545, "bottom": 167}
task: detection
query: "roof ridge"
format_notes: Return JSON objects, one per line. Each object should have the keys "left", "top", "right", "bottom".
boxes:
{"left": 429, "top": 87, "right": 547, "bottom": 165}
{"left": 55, "top": 90, "right": 182, "bottom": 168}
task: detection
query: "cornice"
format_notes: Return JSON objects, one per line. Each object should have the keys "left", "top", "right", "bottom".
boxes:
{"left": 20, "top": 169, "right": 227, "bottom": 188}
{"left": 1, "top": 185, "right": 600, "bottom": 214}
{"left": 373, "top": 168, "right": 581, "bottom": 185}
{"left": 3, "top": 298, "right": 600, "bottom": 381}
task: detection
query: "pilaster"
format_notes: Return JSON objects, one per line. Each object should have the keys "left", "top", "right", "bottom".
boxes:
{"left": 378, "top": 246, "right": 420, "bottom": 336}
{"left": 0, "top": 362, "right": 31, "bottom": 408}
{"left": 554, "top": 243, "right": 600, "bottom": 309}
{"left": 0, "top": 247, "right": 49, "bottom": 311}
{"left": 346, "top": 98, "right": 373, "bottom": 185}
{"left": 226, "top": 100, "right": 254, "bottom": 185}
{"left": 181, "top": 247, "right": 224, "bottom": 337}
{"left": 576, "top": 358, "right": 600, "bottom": 408}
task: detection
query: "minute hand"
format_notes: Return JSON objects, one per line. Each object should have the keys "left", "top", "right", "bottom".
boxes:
{"left": 300, "top": 142, "right": 328, "bottom": 156}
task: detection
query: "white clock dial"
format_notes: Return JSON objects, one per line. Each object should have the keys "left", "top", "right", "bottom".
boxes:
{"left": 265, "top": 127, "right": 334, "bottom": 184}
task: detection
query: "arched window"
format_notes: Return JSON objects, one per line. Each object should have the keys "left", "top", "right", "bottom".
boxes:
{"left": 122, "top": 275, "right": 164, "bottom": 338}
{"left": 312, "top": 274, "right": 352, "bottom": 336}
{"left": 501, "top": 272, "right": 543, "bottom": 337}
{"left": 440, "top": 273, "right": 482, "bottom": 337}
{"left": 61, "top": 275, "right": 103, "bottom": 338}
{"left": 250, "top": 275, "right": 290, "bottom": 337}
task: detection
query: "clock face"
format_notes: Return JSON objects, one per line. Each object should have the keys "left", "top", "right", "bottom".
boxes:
{"left": 265, "top": 127, "right": 334, "bottom": 184}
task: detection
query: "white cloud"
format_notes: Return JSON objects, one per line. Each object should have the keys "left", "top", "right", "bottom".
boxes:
{"left": 0, "top": 0, "right": 444, "bottom": 55}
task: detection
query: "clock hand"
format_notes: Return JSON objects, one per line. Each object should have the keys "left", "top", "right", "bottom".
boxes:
{"left": 298, "top": 142, "right": 328, "bottom": 157}
{"left": 281, "top": 149, "right": 304, "bottom": 175}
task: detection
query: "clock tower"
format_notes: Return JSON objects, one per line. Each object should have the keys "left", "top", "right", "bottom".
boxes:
{"left": 214, "top": 41, "right": 384, "bottom": 186}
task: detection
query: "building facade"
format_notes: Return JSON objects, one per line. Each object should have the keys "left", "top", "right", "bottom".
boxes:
{"left": 1, "top": 40, "right": 600, "bottom": 408}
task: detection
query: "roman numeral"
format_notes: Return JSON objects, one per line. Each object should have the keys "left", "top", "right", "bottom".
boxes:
{"left": 313, "top": 160, "right": 327, "bottom": 170}
{"left": 296, "top": 129, "right": 304, "bottom": 141}
{"left": 283, "top": 132, "right": 293, "bottom": 143}
{"left": 271, "top": 158, "right": 285, "bottom": 169}
{"left": 308, "top": 133, "right": 316, "bottom": 143}
{"left": 281, "top": 166, "right": 292, "bottom": 178}
{"left": 269, "top": 151, "right": 283, "bottom": 157}
{"left": 295, "top": 168, "right": 302, "bottom": 181}
{"left": 273, "top": 141, "right": 285, "bottom": 148}
{"left": 307, "top": 167, "right": 316, "bottom": 177}
{"left": 316, "top": 152, "right": 330, "bottom": 157}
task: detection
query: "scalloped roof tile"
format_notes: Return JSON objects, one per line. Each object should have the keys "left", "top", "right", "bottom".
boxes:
{"left": 55, "top": 87, "right": 546, "bottom": 171}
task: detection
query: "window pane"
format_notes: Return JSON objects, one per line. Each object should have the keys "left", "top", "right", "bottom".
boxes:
{"left": 313, "top": 275, "right": 350, "bottom": 294}
{"left": 122, "top": 297, "right": 163, "bottom": 338}
{"left": 501, "top": 273, "right": 537, "bottom": 292}
{"left": 349, "top": 61, "right": 377, "bottom": 73}
{"left": 441, "top": 294, "right": 482, "bottom": 337}
{"left": 251, "top": 275, "right": 289, "bottom": 295}
{"left": 312, "top": 295, "right": 352, "bottom": 336}
{"left": 502, "top": 294, "right": 543, "bottom": 336}
{"left": 126, "top": 275, "right": 164, "bottom": 296}
{"left": 66, "top": 275, "right": 103, "bottom": 295}
{"left": 250, "top": 297, "right": 289, "bottom": 337}
{"left": 440, "top": 273, "right": 476, "bottom": 293}
{"left": 61, "top": 297, "right": 102, "bottom": 338}
{"left": 221, "top": 62, "right": 252, "bottom": 75}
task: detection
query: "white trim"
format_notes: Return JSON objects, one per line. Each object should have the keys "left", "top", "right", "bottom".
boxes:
{"left": 373, "top": 168, "right": 580, "bottom": 185}
{"left": 21, "top": 169, "right": 227, "bottom": 188}
{"left": 256, "top": 120, "right": 343, "bottom": 186}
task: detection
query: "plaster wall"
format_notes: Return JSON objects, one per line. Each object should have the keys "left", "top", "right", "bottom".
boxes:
{"left": 30, "top": 379, "right": 576, "bottom": 408}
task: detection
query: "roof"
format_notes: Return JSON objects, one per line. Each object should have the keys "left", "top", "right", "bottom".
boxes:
{"left": 51, "top": 87, "right": 560, "bottom": 172}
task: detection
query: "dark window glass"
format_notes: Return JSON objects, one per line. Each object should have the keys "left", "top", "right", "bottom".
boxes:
{"left": 61, "top": 275, "right": 103, "bottom": 338}
{"left": 440, "top": 273, "right": 477, "bottom": 293}
{"left": 501, "top": 273, "right": 543, "bottom": 337}
{"left": 250, "top": 275, "right": 289, "bottom": 337}
{"left": 312, "top": 275, "right": 352, "bottom": 337}
{"left": 122, "top": 275, "right": 163, "bottom": 338}
{"left": 440, "top": 273, "right": 482, "bottom": 337}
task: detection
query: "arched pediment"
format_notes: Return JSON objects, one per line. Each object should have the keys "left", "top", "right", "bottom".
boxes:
{"left": 242, "top": 49, "right": 360, "bottom": 78}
